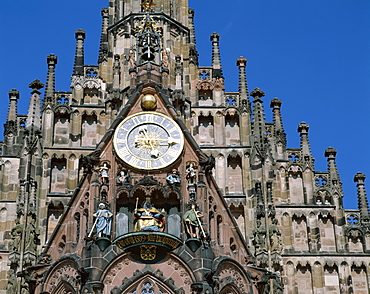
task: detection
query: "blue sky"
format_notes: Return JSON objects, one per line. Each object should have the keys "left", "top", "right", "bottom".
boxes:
{"left": 0, "top": 0, "right": 369, "bottom": 209}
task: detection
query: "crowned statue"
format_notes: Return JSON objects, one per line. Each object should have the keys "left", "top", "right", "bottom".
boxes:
{"left": 134, "top": 197, "right": 165, "bottom": 232}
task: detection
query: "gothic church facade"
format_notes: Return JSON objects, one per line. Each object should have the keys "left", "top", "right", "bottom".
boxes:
{"left": 0, "top": 1, "right": 369, "bottom": 293}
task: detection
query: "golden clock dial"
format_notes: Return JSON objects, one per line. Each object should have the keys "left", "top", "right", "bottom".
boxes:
{"left": 113, "top": 112, "right": 184, "bottom": 170}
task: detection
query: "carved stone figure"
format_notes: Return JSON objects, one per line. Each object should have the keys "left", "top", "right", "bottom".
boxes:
{"left": 93, "top": 203, "right": 113, "bottom": 237}
{"left": 269, "top": 219, "right": 282, "bottom": 253}
{"left": 25, "top": 217, "right": 37, "bottom": 253}
{"left": 9, "top": 220, "right": 22, "bottom": 252}
{"left": 253, "top": 220, "right": 266, "bottom": 252}
{"left": 6, "top": 269, "right": 17, "bottom": 294}
{"left": 186, "top": 163, "right": 196, "bottom": 184}
{"left": 116, "top": 170, "right": 131, "bottom": 186}
{"left": 161, "top": 48, "right": 170, "bottom": 68}
{"left": 125, "top": 50, "right": 136, "bottom": 68}
{"left": 166, "top": 168, "right": 181, "bottom": 185}
{"left": 99, "top": 163, "right": 109, "bottom": 184}
{"left": 183, "top": 203, "right": 204, "bottom": 239}
{"left": 134, "top": 198, "right": 165, "bottom": 232}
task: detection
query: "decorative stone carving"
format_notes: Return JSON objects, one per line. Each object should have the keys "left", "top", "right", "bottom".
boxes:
{"left": 44, "top": 261, "right": 81, "bottom": 293}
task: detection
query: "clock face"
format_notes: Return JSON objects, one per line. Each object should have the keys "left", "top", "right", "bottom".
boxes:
{"left": 113, "top": 112, "right": 184, "bottom": 170}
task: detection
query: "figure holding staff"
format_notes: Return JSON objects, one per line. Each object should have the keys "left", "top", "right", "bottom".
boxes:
{"left": 88, "top": 203, "right": 113, "bottom": 238}
{"left": 183, "top": 203, "right": 205, "bottom": 239}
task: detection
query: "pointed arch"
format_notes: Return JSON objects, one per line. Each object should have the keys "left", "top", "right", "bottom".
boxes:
{"left": 118, "top": 274, "right": 178, "bottom": 294}
{"left": 102, "top": 253, "right": 194, "bottom": 293}
{"left": 42, "top": 256, "right": 84, "bottom": 294}
{"left": 52, "top": 281, "right": 76, "bottom": 294}
{"left": 212, "top": 258, "right": 253, "bottom": 294}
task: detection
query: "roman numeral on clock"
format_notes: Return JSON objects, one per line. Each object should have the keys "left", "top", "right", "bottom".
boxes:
{"left": 119, "top": 147, "right": 130, "bottom": 157}
{"left": 129, "top": 157, "right": 139, "bottom": 166}
{"left": 145, "top": 161, "right": 152, "bottom": 169}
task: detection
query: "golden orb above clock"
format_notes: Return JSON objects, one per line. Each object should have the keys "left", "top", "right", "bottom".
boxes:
{"left": 141, "top": 94, "right": 157, "bottom": 110}
{"left": 113, "top": 112, "right": 184, "bottom": 170}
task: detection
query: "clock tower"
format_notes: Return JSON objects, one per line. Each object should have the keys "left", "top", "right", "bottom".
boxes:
{"left": 3, "top": 0, "right": 368, "bottom": 293}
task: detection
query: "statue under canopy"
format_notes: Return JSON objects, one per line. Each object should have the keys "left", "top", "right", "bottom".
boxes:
{"left": 134, "top": 198, "right": 165, "bottom": 232}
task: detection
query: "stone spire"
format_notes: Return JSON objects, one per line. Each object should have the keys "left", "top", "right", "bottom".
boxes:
{"left": 298, "top": 122, "right": 314, "bottom": 166}
{"left": 44, "top": 54, "right": 58, "bottom": 103}
{"left": 210, "top": 32, "right": 223, "bottom": 78}
{"left": 25, "top": 80, "right": 43, "bottom": 142}
{"left": 188, "top": 8, "right": 199, "bottom": 66}
{"left": 237, "top": 56, "right": 249, "bottom": 101}
{"left": 251, "top": 88, "right": 268, "bottom": 157}
{"left": 354, "top": 172, "right": 370, "bottom": 224}
{"left": 324, "top": 147, "right": 342, "bottom": 189}
{"left": 98, "top": 8, "right": 109, "bottom": 64}
{"left": 6, "top": 89, "right": 19, "bottom": 125}
{"left": 3, "top": 90, "right": 19, "bottom": 155}
{"left": 270, "top": 98, "right": 286, "bottom": 145}
{"left": 73, "top": 29, "right": 86, "bottom": 75}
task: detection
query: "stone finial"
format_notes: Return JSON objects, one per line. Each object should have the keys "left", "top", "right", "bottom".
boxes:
{"left": 270, "top": 98, "right": 286, "bottom": 145}
{"left": 251, "top": 88, "right": 269, "bottom": 156}
{"left": 45, "top": 54, "right": 58, "bottom": 101}
{"left": 237, "top": 56, "right": 249, "bottom": 100}
{"left": 354, "top": 172, "right": 369, "bottom": 220}
{"left": 7, "top": 89, "right": 19, "bottom": 122}
{"left": 29, "top": 79, "right": 44, "bottom": 95}
{"left": 297, "top": 121, "right": 309, "bottom": 134}
{"left": 298, "top": 122, "right": 313, "bottom": 161}
{"left": 210, "top": 32, "right": 223, "bottom": 78}
{"left": 250, "top": 88, "right": 265, "bottom": 100}
{"left": 270, "top": 98, "right": 283, "bottom": 126}
{"left": 26, "top": 80, "right": 43, "bottom": 133}
{"left": 324, "top": 147, "right": 337, "bottom": 158}
{"left": 188, "top": 9, "right": 198, "bottom": 65}
{"left": 188, "top": 8, "right": 196, "bottom": 44}
{"left": 325, "top": 147, "right": 341, "bottom": 189}
{"left": 99, "top": 8, "right": 109, "bottom": 64}
{"left": 4, "top": 90, "right": 19, "bottom": 140}
{"left": 73, "top": 29, "right": 86, "bottom": 75}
